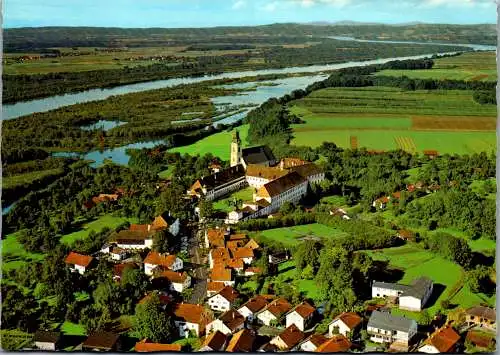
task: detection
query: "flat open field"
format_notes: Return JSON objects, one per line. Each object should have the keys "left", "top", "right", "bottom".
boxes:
{"left": 3, "top": 168, "right": 65, "bottom": 189}
{"left": 60, "top": 214, "right": 138, "bottom": 245}
{"left": 169, "top": 125, "right": 249, "bottom": 160}
{"left": 289, "top": 86, "right": 496, "bottom": 154}
{"left": 252, "top": 223, "right": 348, "bottom": 246}
{"left": 375, "top": 51, "right": 497, "bottom": 81}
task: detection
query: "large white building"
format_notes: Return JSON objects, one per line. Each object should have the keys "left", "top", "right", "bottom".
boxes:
{"left": 372, "top": 277, "right": 433, "bottom": 312}
{"left": 367, "top": 311, "right": 417, "bottom": 348}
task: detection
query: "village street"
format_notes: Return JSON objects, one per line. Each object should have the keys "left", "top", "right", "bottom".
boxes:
{"left": 188, "top": 223, "right": 207, "bottom": 304}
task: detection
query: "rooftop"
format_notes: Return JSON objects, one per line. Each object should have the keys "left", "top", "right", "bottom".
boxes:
{"left": 331, "top": 312, "right": 363, "bottom": 330}
{"left": 425, "top": 326, "right": 460, "bottom": 352}
{"left": 82, "top": 332, "right": 120, "bottom": 350}
{"left": 226, "top": 329, "right": 255, "bottom": 352}
{"left": 144, "top": 251, "right": 178, "bottom": 268}
{"left": 368, "top": 310, "right": 416, "bottom": 333}
{"left": 466, "top": 306, "right": 496, "bottom": 320}
{"left": 242, "top": 145, "right": 276, "bottom": 165}
{"left": 202, "top": 330, "right": 227, "bottom": 351}
{"left": 315, "top": 334, "right": 351, "bottom": 353}
{"left": 276, "top": 324, "right": 305, "bottom": 349}
{"left": 65, "top": 251, "right": 93, "bottom": 268}
{"left": 218, "top": 309, "right": 245, "bottom": 332}
{"left": 135, "top": 339, "right": 182, "bottom": 352}
{"left": 257, "top": 171, "right": 306, "bottom": 199}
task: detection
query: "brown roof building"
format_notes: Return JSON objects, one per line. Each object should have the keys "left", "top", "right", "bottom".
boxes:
{"left": 144, "top": 251, "right": 178, "bottom": 269}
{"left": 315, "top": 334, "right": 352, "bottom": 353}
{"left": 256, "top": 172, "right": 306, "bottom": 199}
{"left": 206, "top": 229, "right": 226, "bottom": 248}
{"left": 271, "top": 324, "right": 306, "bottom": 351}
{"left": 421, "top": 326, "right": 460, "bottom": 353}
{"left": 65, "top": 252, "right": 94, "bottom": 269}
{"left": 135, "top": 339, "right": 182, "bottom": 352}
{"left": 226, "top": 329, "right": 256, "bottom": 352}
{"left": 82, "top": 332, "right": 121, "bottom": 351}
{"left": 200, "top": 330, "right": 228, "bottom": 352}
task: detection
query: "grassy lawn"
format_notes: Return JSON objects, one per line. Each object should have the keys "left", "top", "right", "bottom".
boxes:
{"left": 3, "top": 168, "right": 65, "bottom": 189}
{"left": 253, "top": 223, "right": 348, "bottom": 247}
{"left": 60, "top": 214, "right": 138, "bottom": 245}
{"left": 158, "top": 166, "right": 174, "bottom": 179}
{"left": 170, "top": 125, "right": 249, "bottom": 160}
{"left": 60, "top": 321, "right": 87, "bottom": 336}
{"left": 213, "top": 187, "right": 256, "bottom": 212}
{"left": 319, "top": 195, "right": 348, "bottom": 206}
{"left": 2, "top": 231, "right": 45, "bottom": 275}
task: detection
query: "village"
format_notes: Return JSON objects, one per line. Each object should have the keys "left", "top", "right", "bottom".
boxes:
{"left": 28, "top": 135, "right": 496, "bottom": 353}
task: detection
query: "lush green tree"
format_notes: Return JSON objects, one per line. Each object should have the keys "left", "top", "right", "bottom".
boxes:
{"left": 134, "top": 293, "right": 174, "bottom": 343}
{"left": 198, "top": 197, "right": 214, "bottom": 220}
{"left": 294, "top": 240, "right": 322, "bottom": 272}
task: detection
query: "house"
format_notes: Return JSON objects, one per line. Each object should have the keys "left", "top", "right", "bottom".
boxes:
{"left": 208, "top": 286, "right": 240, "bottom": 312}
{"left": 207, "top": 281, "right": 226, "bottom": 297}
{"left": 399, "top": 277, "right": 433, "bottom": 311}
{"left": 238, "top": 295, "right": 271, "bottom": 322}
{"left": 199, "top": 330, "right": 228, "bottom": 352}
{"left": 229, "top": 246, "right": 254, "bottom": 265}
{"left": 257, "top": 298, "right": 292, "bottom": 326}
{"left": 397, "top": 229, "right": 416, "bottom": 242}
{"left": 205, "top": 228, "right": 227, "bottom": 248}
{"left": 244, "top": 267, "right": 262, "bottom": 277}
{"left": 226, "top": 329, "right": 256, "bottom": 352}
{"left": 269, "top": 324, "right": 305, "bottom": 351}
{"left": 188, "top": 164, "right": 247, "bottom": 201}
{"left": 465, "top": 330, "right": 496, "bottom": 350}
{"left": 206, "top": 309, "right": 245, "bottom": 335}
{"left": 172, "top": 303, "right": 211, "bottom": 337}
{"left": 154, "top": 270, "right": 191, "bottom": 293}
{"left": 210, "top": 265, "right": 235, "bottom": 287}
{"left": 245, "top": 238, "right": 260, "bottom": 250}
{"left": 372, "top": 277, "right": 433, "bottom": 312}
{"left": 226, "top": 258, "right": 245, "bottom": 273}
{"left": 315, "top": 334, "right": 352, "bottom": 353}
{"left": 65, "top": 252, "right": 94, "bottom": 275}
{"left": 465, "top": 306, "right": 496, "bottom": 330}
{"left": 367, "top": 310, "right": 417, "bottom": 347}
{"left": 268, "top": 251, "right": 290, "bottom": 265}
{"left": 134, "top": 339, "right": 182, "bottom": 352}
{"left": 209, "top": 247, "right": 231, "bottom": 269}
{"left": 300, "top": 334, "right": 328, "bottom": 352}
{"left": 34, "top": 331, "right": 61, "bottom": 351}
{"left": 285, "top": 302, "right": 316, "bottom": 331}
{"left": 418, "top": 326, "right": 461, "bottom": 353}
{"left": 328, "top": 312, "right": 363, "bottom": 337}
{"left": 109, "top": 230, "right": 153, "bottom": 250}
{"left": 109, "top": 246, "right": 127, "bottom": 261}
{"left": 82, "top": 332, "right": 121, "bottom": 352}
{"left": 144, "top": 251, "right": 183, "bottom": 276}
{"left": 113, "top": 262, "right": 139, "bottom": 281}
{"left": 329, "top": 208, "right": 351, "bottom": 220}
{"left": 423, "top": 150, "right": 439, "bottom": 159}
{"left": 151, "top": 212, "right": 180, "bottom": 236}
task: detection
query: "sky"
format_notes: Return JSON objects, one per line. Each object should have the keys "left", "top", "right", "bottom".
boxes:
{"left": 3, "top": 0, "right": 497, "bottom": 28}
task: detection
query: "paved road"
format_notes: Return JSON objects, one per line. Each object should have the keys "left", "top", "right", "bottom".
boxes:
{"left": 188, "top": 224, "right": 207, "bottom": 304}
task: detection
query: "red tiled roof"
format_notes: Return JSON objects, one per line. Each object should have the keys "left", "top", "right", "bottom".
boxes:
{"left": 315, "top": 335, "right": 352, "bottom": 353}
{"left": 292, "top": 302, "right": 315, "bottom": 319}
{"left": 207, "top": 229, "right": 226, "bottom": 248}
{"left": 426, "top": 326, "right": 460, "bottom": 353}
{"left": 113, "top": 263, "right": 138, "bottom": 278}
{"left": 172, "top": 303, "right": 210, "bottom": 325}
{"left": 144, "top": 251, "right": 178, "bottom": 269}
{"left": 218, "top": 309, "right": 245, "bottom": 332}
{"left": 207, "top": 281, "right": 226, "bottom": 293}
{"left": 65, "top": 252, "right": 93, "bottom": 268}
{"left": 466, "top": 331, "right": 495, "bottom": 349}
{"left": 240, "top": 295, "right": 269, "bottom": 313}
{"left": 245, "top": 239, "right": 260, "bottom": 250}
{"left": 245, "top": 164, "right": 289, "bottom": 181}
{"left": 151, "top": 215, "right": 169, "bottom": 230}
{"left": 466, "top": 306, "right": 496, "bottom": 320}
{"left": 230, "top": 247, "right": 254, "bottom": 259}
{"left": 215, "top": 286, "right": 240, "bottom": 303}
{"left": 333, "top": 312, "right": 362, "bottom": 330}
{"left": 135, "top": 339, "right": 182, "bottom": 352}
{"left": 306, "top": 334, "right": 328, "bottom": 347}
{"left": 211, "top": 266, "right": 232, "bottom": 282}
{"left": 226, "top": 240, "right": 245, "bottom": 250}
{"left": 277, "top": 324, "right": 305, "bottom": 349}
{"left": 155, "top": 270, "right": 189, "bottom": 284}
{"left": 202, "top": 331, "right": 227, "bottom": 351}
{"left": 228, "top": 233, "right": 248, "bottom": 241}
{"left": 130, "top": 224, "right": 150, "bottom": 233}
{"left": 210, "top": 247, "right": 231, "bottom": 262}
{"left": 245, "top": 267, "right": 262, "bottom": 274}
{"left": 138, "top": 292, "right": 172, "bottom": 305}
{"left": 226, "top": 329, "right": 255, "bottom": 352}
{"left": 265, "top": 298, "right": 292, "bottom": 318}
{"left": 256, "top": 172, "right": 306, "bottom": 199}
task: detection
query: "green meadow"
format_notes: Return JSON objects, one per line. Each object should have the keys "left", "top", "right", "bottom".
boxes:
{"left": 251, "top": 223, "right": 348, "bottom": 246}
{"left": 213, "top": 187, "right": 256, "bottom": 212}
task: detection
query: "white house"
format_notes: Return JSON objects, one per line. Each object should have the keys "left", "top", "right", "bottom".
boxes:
{"left": 64, "top": 252, "right": 94, "bottom": 275}
{"left": 210, "top": 266, "right": 235, "bottom": 287}
{"left": 238, "top": 295, "right": 270, "bottom": 323}
{"left": 269, "top": 324, "right": 305, "bottom": 351}
{"left": 144, "top": 251, "right": 183, "bottom": 276}
{"left": 328, "top": 312, "right": 363, "bottom": 337}
{"left": 110, "top": 247, "right": 127, "bottom": 261}
{"left": 109, "top": 230, "right": 153, "bottom": 250}
{"left": 399, "top": 277, "right": 433, "bottom": 311}
{"left": 34, "top": 331, "right": 61, "bottom": 351}
{"left": 155, "top": 270, "right": 191, "bottom": 293}
{"left": 199, "top": 330, "right": 228, "bottom": 352}
{"left": 187, "top": 164, "right": 247, "bottom": 202}
{"left": 173, "top": 303, "right": 210, "bottom": 338}
{"left": 367, "top": 311, "right": 417, "bottom": 347}
{"left": 229, "top": 246, "right": 254, "bottom": 265}
{"left": 257, "top": 298, "right": 292, "bottom": 326}
{"left": 285, "top": 302, "right": 316, "bottom": 331}
{"left": 208, "top": 286, "right": 240, "bottom": 312}
{"left": 372, "top": 281, "right": 409, "bottom": 299}
{"left": 150, "top": 214, "right": 181, "bottom": 237}
{"left": 418, "top": 326, "right": 460, "bottom": 353}
{"left": 299, "top": 334, "right": 328, "bottom": 352}
{"left": 206, "top": 309, "right": 245, "bottom": 335}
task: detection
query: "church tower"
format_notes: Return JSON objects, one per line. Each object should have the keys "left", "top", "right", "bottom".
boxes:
{"left": 230, "top": 130, "right": 242, "bottom": 167}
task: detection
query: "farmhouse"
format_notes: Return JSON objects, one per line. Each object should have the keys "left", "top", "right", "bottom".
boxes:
{"left": 206, "top": 309, "right": 245, "bottom": 335}
{"left": 328, "top": 312, "right": 363, "bottom": 337}
{"left": 108, "top": 230, "right": 153, "bottom": 250}
{"left": 465, "top": 306, "right": 496, "bottom": 330}
{"left": 285, "top": 301, "right": 316, "bottom": 331}
{"left": 65, "top": 252, "right": 94, "bottom": 275}
{"left": 238, "top": 295, "right": 272, "bottom": 322}
{"left": 144, "top": 251, "right": 183, "bottom": 276}
{"left": 199, "top": 330, "right": 228, "bottom": 352}
{"left": 154, "top": 270, "right": 191, "bottom": 293}
{"left": 208, "top": 286, "right": 240, "bottom": 312}
{"left": 151, "top": 212, "right": 180, "bottom": 236}
{"left": 315, "top": 334, "right": 352, "bottom": 353}
{"left": 205, "top": 228, "right": 227, "bottom": 248}
{"left": 34, "top": 331, "right": 61, "bottom": 351}
{"left": 372, "top": 277, "right": 433, "bottom": 311}
{"left": 367, "top": 310, "right": 417, "bottom": 348}
{"left": 418, "top": 326, "right": 461, "bottom": 353}
{"left": 257, "top": 298, "right": 292, "bottom": 326}
{"left": 172, "top": 303, "right": 211, "bottom": 337}
{"left": 269, "top": 324, "right": 305, "bottom": 351}
{"left": 299, "top": 334, "right": 328, "bottom": 352}
{"left": 226, "top": 329, "right": 256, "bottom": 352}
{"left": 82, "top": 331, "right": 121, "bottom": 352}
{"left": 210, "top": 265, "right": 235, "bottom": 286}
{"left": 207, "top": 281, "right": 226, "bottom": 297}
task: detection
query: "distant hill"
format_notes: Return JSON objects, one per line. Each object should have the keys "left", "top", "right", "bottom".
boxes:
{"left": 4, "top": 23, "right": 496, "bottom": 51}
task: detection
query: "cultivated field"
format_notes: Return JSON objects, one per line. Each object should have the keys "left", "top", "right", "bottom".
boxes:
{"left": 375, "top": 51, "right": 497, "bottom": 81}
{"left": 289, "top": 86, "right": 496, "bottom": 154}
